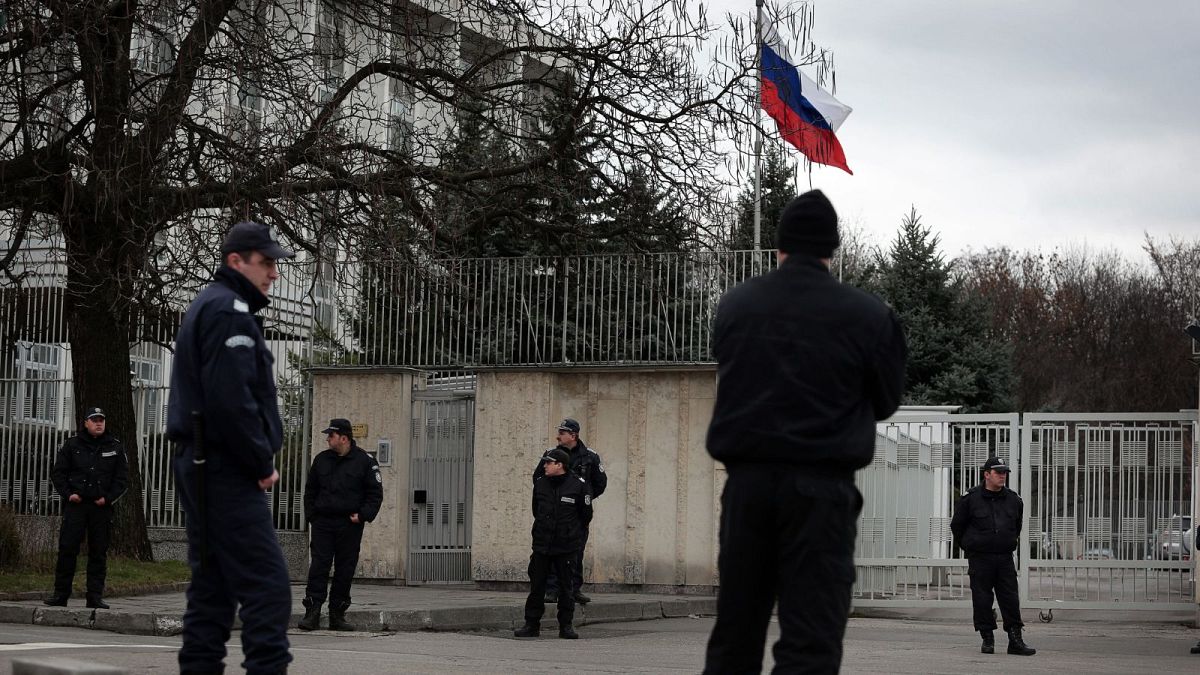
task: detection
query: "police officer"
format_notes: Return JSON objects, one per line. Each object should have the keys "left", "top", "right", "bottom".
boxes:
{"left": 44, "top": 406, "right": 128, "bottom": 609}
{"left": 298, "top": 418, "right": 383, "bottom": 631}
{"left": 515, "top": 447, "right": 592, "bottom": 639}
{"left": 531, "top": 418, "right": 605, "bottom": 604}
{"left": 166, "top": 221, "right": 295, "bottom": 675}
{"left": 703, "top": 190, "right": 908, "bottom": 674}
{"left": 951, "top": 456, "right": 1037, "bottom": 656}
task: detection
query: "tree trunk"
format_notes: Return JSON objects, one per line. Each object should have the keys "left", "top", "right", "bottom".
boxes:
{"left": 63, "top": 230, "right": 154, "bottom": 561}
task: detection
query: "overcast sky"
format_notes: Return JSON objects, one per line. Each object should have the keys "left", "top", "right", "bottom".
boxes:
{"left": 708, "top": 0, "right": 1200, "bottom": 259}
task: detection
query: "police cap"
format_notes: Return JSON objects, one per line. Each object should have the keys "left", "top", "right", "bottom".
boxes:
{"left": 221, "top": 221, "right": 295, "bottom": 260}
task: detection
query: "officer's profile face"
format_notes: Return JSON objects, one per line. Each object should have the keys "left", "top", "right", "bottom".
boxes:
{"left": 227, "top": 250, "right": 280, "bottom": 296}
{"left": 84, "top": 416, "right": 105, "bottom": 436}
{"left": 326, "top": 431, "right": 351, "bottom": 453}
{"left": 555, "top": 429, "right": 577, "bottom": 447}
{"left": 544, "top": 459, "right": 565, "bottom": 476}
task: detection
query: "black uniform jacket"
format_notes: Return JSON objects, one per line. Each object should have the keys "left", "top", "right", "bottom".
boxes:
{"left": 531, "top": 474, "right": 593, "bottom": 555}
{"left": 51, "top": 430, "right": 129, "bottom": 503}
{"left": 706, "top": 255, "right": 907, "bottom": 475}
{"left": 304, "top": 442, "right": 383, "bottom": 523}
{"left": 166, "top": 265, "right": 284, "bottom": 482}
{"left": 531, "top": 440, "right": 607, "bottom": 499}
{"left": 951, "top": 484, "right": 1024, "bottom": 555}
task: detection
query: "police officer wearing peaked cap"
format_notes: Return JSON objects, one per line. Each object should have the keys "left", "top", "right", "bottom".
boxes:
{"left": 298, "top": 418, "right": 383, "bottom": 631}
{"left": 951, "top": 456, "right": 1037, "bottom": 657}
{"left": 44, "top": 406, "right": 128, "bottom": 609}
{"left": 166, "top": 221, "right": 295, "bottom": 675}
{"left": 515, "top": 447, "right": 592, "bottom": 639}
{"left": 532, "top": 417, "right": 606, "bottom": 604}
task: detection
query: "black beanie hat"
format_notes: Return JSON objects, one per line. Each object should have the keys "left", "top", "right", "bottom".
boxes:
{"left": 776, "top": 189, "right": 839, "bottom": 257}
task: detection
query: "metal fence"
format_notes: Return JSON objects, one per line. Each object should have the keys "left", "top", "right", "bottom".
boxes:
{"left": 0, "top": 380, "right": 311, "bottom": 531}
{"left": 853, "top": 412, "right": 1198, "bottom": 615}
{"left": 320, "top": 250, "right": 778, "bottom": 368}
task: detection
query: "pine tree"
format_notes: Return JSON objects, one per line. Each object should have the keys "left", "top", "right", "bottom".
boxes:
{"left": 731, "top": 146, "right": 797, "bottom": 250}
{"left": 873, "top": 209, "right": 1014, "bottom": 412}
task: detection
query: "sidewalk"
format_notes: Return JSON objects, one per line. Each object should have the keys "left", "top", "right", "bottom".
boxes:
{"left": 0, "top": 584, "right": 718, "bottom": 637}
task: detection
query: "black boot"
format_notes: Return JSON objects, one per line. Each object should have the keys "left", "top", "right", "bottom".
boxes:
{"left": 558, "top": 624, "right": 578, "bottom": 639}
{"left": 1006, "top": 627, "right": 1036, "bottom": 656}
{"left": 572, "top": 591, "right": 591, "bottom": 605}
{"left": 514, "top": 622, "right": 540, "bottom": 638}
{"left": 298, "top": 597, "right": 322, "bottom": 631}
{"left": 85, "top": 594, "right": 110, "bottom": 609}
{"left": 43, "top": 593, "right": 68, "bottom": 607}
{"left": 980, "top": 629, "right": 994, "bottom": 654}
{"left": 328, "top": 600, "right": 355, "bottom": 631}
{"left": 1190, "top": 641, "right": 1199, "bottom": 654}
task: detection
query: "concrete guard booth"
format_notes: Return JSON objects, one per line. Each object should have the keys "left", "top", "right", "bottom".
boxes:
{"left": 309, "top": 365, "right": 724, "bottom": 591}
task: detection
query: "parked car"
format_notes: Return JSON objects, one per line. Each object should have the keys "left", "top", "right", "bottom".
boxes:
{"left": 1076, "top": 547, "right": 1114, "bottom": 560}
{"left": 1154, "top": 515, "right": 1193, "bottom": 560}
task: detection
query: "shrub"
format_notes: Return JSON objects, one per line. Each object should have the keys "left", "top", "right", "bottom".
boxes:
{"left": 0, "top": 503, "right": 21, "bottom": 570}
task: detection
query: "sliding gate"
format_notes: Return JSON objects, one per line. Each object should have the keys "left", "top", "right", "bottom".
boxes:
{"left": 853, "top": 412, "right": 1197, "bottom": 616}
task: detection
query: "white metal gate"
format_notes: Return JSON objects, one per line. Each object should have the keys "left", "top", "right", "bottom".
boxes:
{"left": 1021, "top": 413, "right": 1196, "bottom": 613}
{"left": 853, "top": 412, "right": 1197, "bottom": 616}
{"left": 406, "top": 388, "right": 475, "bottom": 584}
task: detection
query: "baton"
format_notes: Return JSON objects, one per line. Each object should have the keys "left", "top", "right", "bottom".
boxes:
{"left": 191, "top": 410, "right": 207, "bottom": 572}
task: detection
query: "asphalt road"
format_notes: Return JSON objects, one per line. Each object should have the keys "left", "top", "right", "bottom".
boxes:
{"left": 2, "top": 615, "right": 1198, "bottom": 674}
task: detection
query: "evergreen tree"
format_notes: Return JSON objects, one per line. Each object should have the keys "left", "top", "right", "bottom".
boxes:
{"left": 731, "top": 146, "right": 796, "bottom": 250}
{"left": 873, "top": 209, "right": 1014, "bottom": 412}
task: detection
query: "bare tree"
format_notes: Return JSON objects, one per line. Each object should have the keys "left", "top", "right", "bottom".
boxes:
{"left": 963, "top": 245, "right": 1197, "bottom": 412}
{"left": 0, "top": 0, "right": 836, "bottom": 555}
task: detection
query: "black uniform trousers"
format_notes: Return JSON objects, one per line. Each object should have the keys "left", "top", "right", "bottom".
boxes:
{"left": 524, "top": 552, "right": 576, "bottom": 627}
{"left": 53, "top": 501, "right": 114, "bottom": 597}
{"left": 704, "top": 464, "right": 862, "bottom": 675}
{"left": 968, "top": 552, "right": 1023, "bottom": 632}
{"left": 173, "top": 452, "right": 292, "bottom": 675}
{"left": 545, "top": 525, "right": 587, "bottom": 597}
{"left": 304, "top": 516, "right": 365, "bottom": 607}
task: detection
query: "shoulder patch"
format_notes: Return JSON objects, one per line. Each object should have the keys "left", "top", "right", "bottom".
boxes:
{"left": 233, "top": 299, "right": 250, "bottom": 313}
{"left": 374, "top": 471, "right": 383, "bottom": 483}
{"left": 598, "top": 463, "right": 605, "bottom": 474}
{"left": 225, "top": 335, "right": 255, "bottom": 348}
{"left": 584, "top": 494, "right": 591, "bottom": 505}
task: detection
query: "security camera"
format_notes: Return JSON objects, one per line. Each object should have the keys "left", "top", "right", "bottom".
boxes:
{"left": 1186, "top": 322, "right": 1200, "bottom": 342}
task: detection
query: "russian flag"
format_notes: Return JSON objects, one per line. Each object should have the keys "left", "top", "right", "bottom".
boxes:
{"left": 760, "top": 11, "right": 853, "bottom": 174}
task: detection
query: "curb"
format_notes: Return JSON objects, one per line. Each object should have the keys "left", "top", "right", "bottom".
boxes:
{"left": 0, "top": 597, "right": 717, "bottom": 637}
{"left": 0, "top": 581, "right": 191, "bottom": 603}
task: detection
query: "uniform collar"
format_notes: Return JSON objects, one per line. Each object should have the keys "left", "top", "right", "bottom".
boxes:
{"left": 214, "top": 265, "right": 270, "bottom": 314}
{"left": 779, "top": 254, "right": 832, "bottom": 275}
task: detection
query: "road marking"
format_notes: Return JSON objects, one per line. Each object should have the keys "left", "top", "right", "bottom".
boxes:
{"left": 0, "top": 642, "right": 174, "bottom": 652}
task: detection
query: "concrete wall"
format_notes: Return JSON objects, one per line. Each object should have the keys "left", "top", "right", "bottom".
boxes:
{"left": 310, "top": 368, "right": 421, "bottom": 584}
{"left": 471, "top": 367, "right": 721, "bottom": 592}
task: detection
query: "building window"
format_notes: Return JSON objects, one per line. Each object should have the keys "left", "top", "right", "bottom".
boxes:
{"left": 314, "top": 0, "right": 346, "bottom": 100}
{"left": 13, "top": 342, "right": 63, "bottom": 426}
{"left": 388, "top": 81, "right": 414, "bottom": 154}
{"left": 131, "top": 352, "right": 164, "bottom": 434}
{"left": 227, "top": 79, "right": 266, "bottom": 137}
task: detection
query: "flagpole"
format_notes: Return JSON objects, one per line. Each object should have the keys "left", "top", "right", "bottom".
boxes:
{"left": 752, "top": 0, "right": 765, "bottom": 252}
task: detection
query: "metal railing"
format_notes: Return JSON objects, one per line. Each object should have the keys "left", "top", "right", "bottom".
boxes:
{"left": 0, "top": 379, "right": 311, "bottom": 531}
{"left": 853, "top": 412, "right": 1197, "bottom": 613}
{"left": 315, "top": 250, "right": 777, "bottom": 368}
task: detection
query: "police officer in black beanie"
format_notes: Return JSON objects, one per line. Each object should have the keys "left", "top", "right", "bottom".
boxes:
{"left": 703, "top": 189, "right": 908, "bottom": 674}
